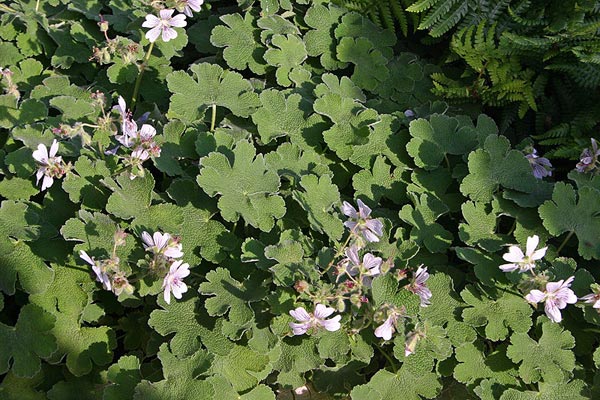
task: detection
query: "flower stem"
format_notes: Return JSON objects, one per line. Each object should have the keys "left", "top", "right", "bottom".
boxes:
{"left": 556, "top": 231, "right": 574, "bottom": 255}
{"left": 321, "top": 229, "right": 356, "bottom": 276}
{"left": 0, "top": 3, "right": 17, "bottom": 13}
{"left": 35, "top": 0, "right": 40, "bottom": 12}
{"left": 375, "top": 345, "right": 398, "bottom": 373}
{"left": 210, "top": 103, "right": 217, "bottom": 132}
{"left": 131, "top": 41, "right": 154, "bottom": 110}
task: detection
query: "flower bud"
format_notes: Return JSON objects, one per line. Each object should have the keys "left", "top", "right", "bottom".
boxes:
{"left": 114, "top": 229, "right": 128, "bottom": 247}
{"left": 98, "top": 15, "right": 109, "bottom": 32}
{"left": 294, "top": 280, "right": 309, "bottom": 293}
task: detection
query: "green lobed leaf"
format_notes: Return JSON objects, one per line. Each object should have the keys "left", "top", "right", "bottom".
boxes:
{"left": 0, "top": 304, "right": 56, "bottom": 378}
{"left": 292, "top": 174, "right": 344, "bottom": 241}
{"left": 167, "top": 63, "right": 260, "bottom": 123}
{"left": 506, "top": 319, "right": 576, "bottom": 384}
{"left": 539, "top": 182, "right": 600, "bottom": 260}
{"left": 197, "top": 140, "right": 286, "bottom": 232}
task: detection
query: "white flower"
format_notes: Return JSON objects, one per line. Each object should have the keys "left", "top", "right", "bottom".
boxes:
{"left": 525, "top": 276, "right": 577, "bottom": 323}
{"left": 341, "top": 199, "right": 384, "bottom": 243}
{"left": 180, "top": 0, "right": 203, "bottom": 17}
{"left": 374, "top": 313, "right": 399, "bottom": 341}
{"left": 499, "top": 235, "right": 547, "bottom": 273}
{"left": 142, "top": 9, "right": 187, "bottom": 43}
{"left": 141, "top": 231, "right": 183, "bottom": 259}
{"left": 79, "top": 250, "right": 111, "bottom": 291}
{"left": 32, "top": 140, "right": 62, "bottom": 191}
{"left": 289, "top": 304, "right": 341, "bottom": 335}
{"left": 162, "top": 260, "right": 190, "bottom": 304}
{"left": 408, "top": 265, "right": 432, "bottom": 307}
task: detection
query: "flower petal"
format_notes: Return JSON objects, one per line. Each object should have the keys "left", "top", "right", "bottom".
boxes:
{"left": 159, "top": 9, "right": 175, "bottom": 19}
{"left": 142, "top": 14, "right": 160, "bottom": 28}
{"left": 32, "top": 143, "right": 48, "bottom": 163}
{"left": 161, "top": 27, "right": 178, "bottom": 42}
{"left": 49, "top": 139, "right": 59, "bottom": 158}
{"left": 169, "top": 14, "right": 187, "bottom": 28}
{"left": 145, "top": 26, "right": 161, "bottom": 43}
{"left": 79, "top": 250, "right": 95, "bottom": 266}
{"left": 525, "top": 235, "right": 539, "bottom": 257}
{"left": 502, "top": 246, "right": 525, "bottom": 263}
{"left": 525, "top": 290, "right": 546, "bottom": 304}
{"left": 321, "top": 315, "right": 341, "bottom": 331}
{"left": 341, "top": 201, "right": 357, "bottom": 218}
{"left": 289, "top": 307, "right": 310, "bottom": 322}
{"left": 314, "top": 303, "right": 334, "bottom": 319}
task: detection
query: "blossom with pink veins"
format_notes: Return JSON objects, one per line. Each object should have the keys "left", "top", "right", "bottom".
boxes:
{"left": 408, "top": 265, "right": 432, "bottom": 307}
{"left": 499, "top": 235, "right": 547, "bottom": 273}
{"left": 141, "top": 231, "right": 183, "bottom": 259}
{"left": 525, "top": 276, "right": 577, "bottom": 323}
{"left": 341, "top": 199, "right": 383, "bottom": 242}
{"left": 32, "top": 140, "right": 63, "bottom": 191}
{"left": 289, "top": 304, "right": 341, "bottom": 335}
{"left": 142, "top": 9, "right": 187, "bottom": 43}
{"left": 162, "top": 260, "right": 190, "bottom": 304}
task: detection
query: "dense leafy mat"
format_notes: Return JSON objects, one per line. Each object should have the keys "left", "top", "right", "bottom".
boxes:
{"left": 1, "top": 0, "right": 600, "bottom": 398}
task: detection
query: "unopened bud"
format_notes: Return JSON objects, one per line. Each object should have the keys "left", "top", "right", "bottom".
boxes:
{"left": 114, "top": 229, "right": 127, "bottom": 247}
{"left": 98, "top": 15, "right": 109, "bottom": 32}
{"left": 294, "top": 280, "right": 309, "bottom": 293}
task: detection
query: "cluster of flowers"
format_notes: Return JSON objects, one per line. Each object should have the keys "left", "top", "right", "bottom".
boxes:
{"left": 576, "top": 138, "right": 600, "bottom": 173}
{"left": 500, "top": 234, "right": 600, "bottom": 322}
{"left": 526, "top": 137, "right": 600, "bottom": 179}
{"left": 109, "top": 96, "right": 161, "bottom": 179}
{"left": 80, "top": 230, "right": 190, "bottom": 304}
{"left": 288, "top": 200, "right": 432, "bottom": 356}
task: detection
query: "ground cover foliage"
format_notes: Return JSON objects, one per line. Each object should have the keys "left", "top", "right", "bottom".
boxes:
{"left": 1, "top": 0, "right": 600, "bottom": 399}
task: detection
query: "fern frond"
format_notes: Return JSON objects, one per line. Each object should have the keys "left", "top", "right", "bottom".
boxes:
{"left": 406, "top": 0, "right": 440, "bottom": 13}
{"left": 418, "top": 0, "right": 459, "bottom": 30}
{"left": 429, "top": 1, "right": 469, "bottom": 37}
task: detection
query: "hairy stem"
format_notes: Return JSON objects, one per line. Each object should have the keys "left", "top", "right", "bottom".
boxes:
{"left": 131, "top": 41, "right": 155, "bottom": 110}
{"left": 210, "top": 103, "right": 217, "bottom": 132}
{"left": 375, "top": 345, "right": 398, "bottom": 373}
{"left": 556, "top": 231, "right": 574, "bottom": 255}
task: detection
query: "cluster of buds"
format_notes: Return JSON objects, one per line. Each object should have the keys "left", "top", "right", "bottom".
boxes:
{"left": 110, "top": 96, "right": 161, "bottom": 179}
{"left": 0, "top": 68, "right": 19, "bottom": 98}
{"left": 89, "top": 15, "right": 141, "bottom": 65}
{"left": 80, "top": 230, "right": 133, "bottom": 296}
{"left": 32, "top": 140, "right": 71, "bottom": 191}
{"left": 576, "top": 138, "right": 600, "bottom": 174}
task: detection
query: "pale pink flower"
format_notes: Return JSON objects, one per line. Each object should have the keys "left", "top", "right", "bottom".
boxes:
{"left": 407, "top": 265, "right": 432, "bottom": 307}
{"left": 580, "top": 293, "right": 600, "bottom": 309}
{"left": 289, "top": 304, "right": 341, "bottom": 335}
{"left": 32, "top": 140, "right": 63, "bottom": 191}
{"left": 499, "top": 235, "right": 547, "bottom": 273}
{"left": 79, "top": 250, "right": 112, "bottom": 291}
{"left": 141, "top": 231, "right": 183, "bottom": 259}
{"left": 345, "top": 246, "right": 382, "bottom": 277}
{"left": 162, "top": 260, "right": 190, "bottom": 304}
{"left": 179, "top": 0, "right": 203, "bottom": 17}
{"left": 374, "top": 313, "right": 399, "bottom": 341}
{"left": 525, "top": 276, "right": 577, "bottom": 323}
{"left": 341, "top": 199, "right": 383, "bottom": 242}
{"left": 113, "top": 96, "right": 138, "bottom": 146}
{"left": 142, "top": 9, "right": 187, "bottom": 43}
